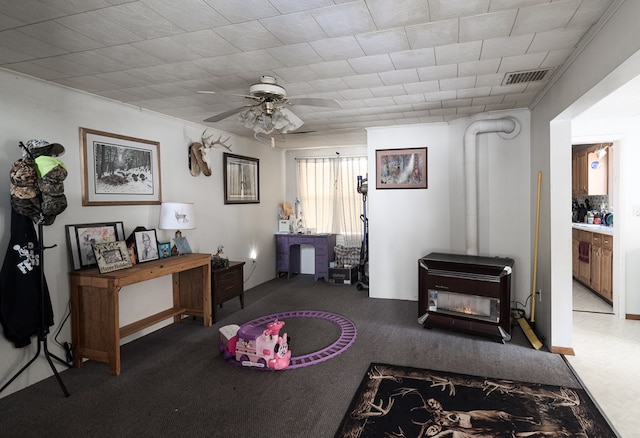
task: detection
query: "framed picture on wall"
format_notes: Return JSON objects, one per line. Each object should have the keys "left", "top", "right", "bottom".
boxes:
{"left": 375, "top": 147, "right": 428, "bottom": 189}
{"left": 80, "top": 127, "right": 162, "bottom": 206}
{"left": 223, "top": 153, "right": 260, "bottom": 204}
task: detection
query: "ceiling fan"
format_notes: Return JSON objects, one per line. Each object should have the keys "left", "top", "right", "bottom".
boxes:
{"left": 198, "top": 76, "right": 341, "bottom": 142}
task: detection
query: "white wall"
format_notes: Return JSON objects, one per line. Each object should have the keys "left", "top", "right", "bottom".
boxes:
{"left": 0, "top": 69, "right": 284, "bottom": 397}
{"left": 366, "top": 109, "right": 532, "bottom": 309}
{"left": 531, "top": 0, "right": 640, "bottom": 350}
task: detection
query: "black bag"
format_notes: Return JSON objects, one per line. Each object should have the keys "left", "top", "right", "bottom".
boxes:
{"left": 0, "top": 208, "right": 54, "bottom": 348}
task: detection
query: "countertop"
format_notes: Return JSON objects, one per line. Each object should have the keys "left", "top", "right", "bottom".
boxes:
{"left": 572, "top": 223, "right": 614, "bottom": 236}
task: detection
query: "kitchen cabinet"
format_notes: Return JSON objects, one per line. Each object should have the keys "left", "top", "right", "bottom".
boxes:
{"left": 572, "top": 227, "right": 613, "bottom": 302}
{"left": 571, "top": 145, "right": 607, "bottom": 196}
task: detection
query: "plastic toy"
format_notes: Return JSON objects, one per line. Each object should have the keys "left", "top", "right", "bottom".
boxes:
{"left": 219, "top": 319, "right": 290, "bottom": 370}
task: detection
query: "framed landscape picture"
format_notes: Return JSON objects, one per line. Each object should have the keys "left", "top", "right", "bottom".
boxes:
{"left": 80, "top": 127, "right": 162, "bottom": 206}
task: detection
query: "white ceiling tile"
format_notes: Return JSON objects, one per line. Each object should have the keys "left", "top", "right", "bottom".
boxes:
{"left": 30, "top": 55, "right": 101, "bottom": 76}
{"left": 17, "top": 21, "right": 104, "bottom": 52}
{"left": 498, "top": 52, "right": 548, "bottom": 73}
{"left": 529, "top": 26, "right": 590, "bottom": 53}
{"left": 540, "top": 48, "right": 573, "bottom": 68}
{"left": 393, "top": 94, "right": 425, "bottom": 105}
{"left": 366, "top": 0, "right": 430, "bottom": 28}
{"left": 428, "top": 0, "right": 491, "bottom": 21}
{"left": 96, "top": 2, "right": 184, "bottom": 39}
{"left": 214, "top": 21, "right": 282, "bottom": 51}
{"left": 94, "top": 71, "right": 150, "bottom": 88}
{"left": 390, "top": 48, "right": 436, "bottom": 70}
{"left": 260, "top": 11, "right": 327, "bottom": 44}
{"left": 0, "top": 45, "right": 34, "bottom": 63}
{"left": 569, "top": 0, "right": 613, "bottom": 27}
{"left": 425, "top": 90, "right": 457, "bottom": 102}
{"left": 480, "top": 34, "right": 534, "bottom": 59}
{"left": 443, "top": 98, "right": 473, "bottom": 108}
{"left": 308, "top": 77, "right": 349, "bottom": 92}
{"left": 308, "top": 60, "right": 357, "bottom": 79}
{"left": 439, "top": 76, "right": 476, "bottom": 91}
{"left": 491, "top": 83, "right": 528, "bottom": 96}
{"left": 356, "top": 29, "right": 410, "bottom": 56}
{"left": 272, "top": 65, "right": 320, "bottom": 83}
{"left": 202, "top": 0, "right": 279, "bottom": 23}
{"left": 458, "top": 59, "right": 500, "bottom": 77}
{"left": 0, "top": 12, "right": 25, "bottom": 31}
{"left": 311, "top": 2, "right": 377, "bottom": 38}
{"left": 132, "top": 38, "right": 202, "bottom": 63}
{"left": 512, "top": 0, "right": 582, "bottom": 35}
{"left": 342, "top": 73, "right": 385, "bottom": 89}
{"left": 0, "top": 0, "right": 68, "bottom": 22}
{"left": 53, "top": 74, "right": 120, "bottom": 92}
{"left": 192, "top": 56, "right": 247, "bottom": 76}
{"left": 3, "top": 60, "right": 67, "bottom": 80}
{"left": 0, "top": 29, "right": 68, "bottom": 57}
{"left": 488, "top": 1, "right": 549, "bottom": 13}
{"left": 471, "top": 95, "right": 504, "bottom": 106}
{"left": 379, "top": 68, "right": 419, "bottom": 86}
{"left": 348, "top": 54, "right": 394, "bottom": 74}
{"left": 339, "top": 88, "right": 375, "bottom": 100}
{"left": 363, "top": 96, "right": 396, "bottom": 107}
{"left": 225, "top": 50, "right": 285, "bottom": 72}
{"left": 434, "top": 41, "right": 482, "bottom": 65}
{"left": 475, "top": 73, "right": 503, "bottom": 87}
{"left": 459, "top": 9, "right": 517, "bottom": 42}
{"left": 457, "top": 86, "right": 492, "bottom": 99}
{"left": 172, "top": 30, "right": 240, "bottom": 58}
{"left": 406, "top": 19, "right": 458, "bottom": 49}
{"left": 309, "top": 36, "right": 365, "bottom": 61}
{"left": 55, "top": 11, "right": 144, "bottom": 45}
{"left": 267, "top": 0, "right": 333, "bottom": 14}
{"left": 403, "top": 80, "right": 439, "bottom": 94}
{"left": 370, "top": 84, "right": 406, "bottom": 97}
{"left": 142, "top": 0, "right": 230, "bottom": 31}
{"left": 267, "top": 43, "right": 324, "bottom": 68}
{"left": 95, "top": 45, "right": 164, "bottom": 69}
{"left": 417, "top": 64, "right": 457, "bottom": 81}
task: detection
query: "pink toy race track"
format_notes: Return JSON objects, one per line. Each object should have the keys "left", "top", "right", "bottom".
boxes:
{"left": 218, "top": 310, "right": 356, "bottom": 370}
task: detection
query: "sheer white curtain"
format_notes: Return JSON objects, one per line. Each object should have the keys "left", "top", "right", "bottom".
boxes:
{"left": 296, "top": 156, "right": 367, "bottom": 247}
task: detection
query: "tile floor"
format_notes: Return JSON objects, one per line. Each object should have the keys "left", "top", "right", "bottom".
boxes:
{"left": 566, "top": 280, "right": 640, "bottom": 437}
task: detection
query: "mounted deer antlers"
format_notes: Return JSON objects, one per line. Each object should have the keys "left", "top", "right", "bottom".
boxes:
{"left": 188, "top": 130, "right": 233, "bottom": 177}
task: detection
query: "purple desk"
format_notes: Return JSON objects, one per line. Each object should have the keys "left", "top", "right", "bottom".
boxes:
{"left": 275, "top": 233, "right": 336, "bottom": 281}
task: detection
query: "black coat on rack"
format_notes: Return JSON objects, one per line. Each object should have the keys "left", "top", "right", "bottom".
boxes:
{"left": 0, "top": 208, "right": 54, "bottom": 348}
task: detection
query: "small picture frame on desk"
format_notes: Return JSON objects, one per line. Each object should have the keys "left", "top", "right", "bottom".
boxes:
{"left": 158, "top": 241, "right": 171, "bottom": 259}
{"left": 93, "top": 241, "right": 133, "bottom": 273}
{"left": 135, "top": 229, "right": 159, "bottom": 262}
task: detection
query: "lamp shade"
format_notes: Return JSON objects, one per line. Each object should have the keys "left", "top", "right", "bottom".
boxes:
{"left": 158, "top": 202, "right": 196, "bottom": 231}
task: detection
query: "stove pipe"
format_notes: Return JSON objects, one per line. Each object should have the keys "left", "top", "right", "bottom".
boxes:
{"left": 464, "top": 117, "right": 519, "bottom": 255}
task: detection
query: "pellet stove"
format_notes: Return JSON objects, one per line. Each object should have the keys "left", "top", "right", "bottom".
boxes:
{"left": 418, "top": 252, "right": 514, "bottom": 343}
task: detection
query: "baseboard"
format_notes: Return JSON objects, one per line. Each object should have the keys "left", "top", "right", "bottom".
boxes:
{"left": 551, "top": 346, "right": 575, "bottom": 355}
{"left": 626, "top": 313, "right": 640, "bottom": 320}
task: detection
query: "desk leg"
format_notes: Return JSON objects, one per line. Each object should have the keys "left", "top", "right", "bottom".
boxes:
{"left": 108, "top": 283, "right": 121, "bottom": 376}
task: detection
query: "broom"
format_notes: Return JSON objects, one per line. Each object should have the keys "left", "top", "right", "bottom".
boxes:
{"left": 517, "top": 170, "right": 543, "bottom": 350}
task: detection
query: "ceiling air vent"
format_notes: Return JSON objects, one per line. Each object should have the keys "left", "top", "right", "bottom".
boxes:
{"left": 502, "top": 68, "right": 551, "bottom": 85}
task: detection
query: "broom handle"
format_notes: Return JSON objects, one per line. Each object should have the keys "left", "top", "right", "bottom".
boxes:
{"left": 531, "top": 171, "right": 542, "bottom": 322}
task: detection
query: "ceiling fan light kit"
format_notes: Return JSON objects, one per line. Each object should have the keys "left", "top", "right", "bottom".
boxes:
{"left": 200, "top": 76, "right": 340, "bottom": 146}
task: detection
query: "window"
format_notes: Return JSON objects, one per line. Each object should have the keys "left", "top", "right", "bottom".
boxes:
{"left": 296, "top": 156, "right": 367, "bottom": 247}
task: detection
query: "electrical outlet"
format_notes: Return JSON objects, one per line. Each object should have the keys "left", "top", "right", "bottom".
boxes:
{"left": 537, "top": 289, "right": 542, "bottom": 302}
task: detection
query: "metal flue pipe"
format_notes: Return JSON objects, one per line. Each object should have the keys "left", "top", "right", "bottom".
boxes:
{"left": 464, "top": 117, "right": 519, "bottom": 255}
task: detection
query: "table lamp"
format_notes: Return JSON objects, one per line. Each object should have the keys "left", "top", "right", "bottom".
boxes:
{"left": 158, "top": 202, "right": 196, "bottom": 255}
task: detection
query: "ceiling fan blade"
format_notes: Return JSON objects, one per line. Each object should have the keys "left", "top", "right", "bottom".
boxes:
{"left": 204, "top": 106, "right": 250, "bottom": 123}
{"left": 288, "top": 97, "right": 341, "bottom": 108}
{"left": 197, "top": 90, "right": 260, "bottom": 100}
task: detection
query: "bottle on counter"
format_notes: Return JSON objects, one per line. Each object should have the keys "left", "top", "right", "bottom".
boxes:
{"left": 587, "top": 211, "right": 594, "bottom": 224}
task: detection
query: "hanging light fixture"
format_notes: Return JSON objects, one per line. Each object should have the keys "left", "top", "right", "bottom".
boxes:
{"left": 238, "top": 102, "right": 304, "bottom": 147}
{"left": 595, "top": 144, "right": 608, "bottom": 159}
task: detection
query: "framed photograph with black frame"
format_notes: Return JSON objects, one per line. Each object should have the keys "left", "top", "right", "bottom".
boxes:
{"left": 134, "top": 229, "right": 159, "bottom": 263}
{"left": 80, "top": 127, "right": 162, "bottom": 206}
{"left": 376, "top": 147, "right": 428, "bottom": 189}
{"left": 93, "top": 241, "right": 133, "bottom": 273}
{"left": 223, "top": 153, "right": 260, "bottom": 204}
{"left": 65, "top": 222, "right": 126, "bottom": 270}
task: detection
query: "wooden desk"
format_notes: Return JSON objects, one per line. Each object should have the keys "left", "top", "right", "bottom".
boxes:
{"left": 275, "top": 233, "right": 336, "bottom": 281}
{"left": 69, "top": 253, "right": 212, "bottom": 376}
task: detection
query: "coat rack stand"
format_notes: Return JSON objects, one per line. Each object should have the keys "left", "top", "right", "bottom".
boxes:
{"left": 0, "top": 223, "right": 71, "bottom": 397}
{"left": 1, "top": 144, "right": 70, "bottom": 397}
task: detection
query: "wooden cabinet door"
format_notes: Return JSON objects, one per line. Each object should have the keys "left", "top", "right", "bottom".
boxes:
{"left": 576, "top": 150, "right": 588, "bottom": 195}
{"left": 601, "top": 234, "right": 613, "bottom": 301}
{"left": 590, "top": 244, "right": 602, "bottom": 292}
{"left": 572, "top": 237, "right": 579, "bottom": 277}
